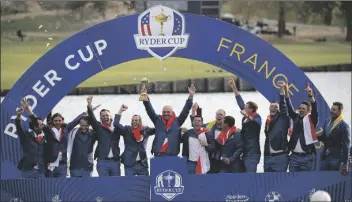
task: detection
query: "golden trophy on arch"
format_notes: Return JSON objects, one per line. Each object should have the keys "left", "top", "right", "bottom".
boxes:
{"left": 139, "top": 77, "right": 149, "bottom": 101}
{"left": 153, "top": 10, "right": 171, "bottom": 36}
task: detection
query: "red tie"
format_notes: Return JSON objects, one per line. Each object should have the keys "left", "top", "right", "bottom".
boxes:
{"left": 36, "top": 136, "right": 43, "bottom": 143}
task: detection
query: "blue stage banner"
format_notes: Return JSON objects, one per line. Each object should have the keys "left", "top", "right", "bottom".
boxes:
{"left": 1, "top": 176, "right": 150, "bottom": 202}
{"left": 2, "top": 156, "right": 351, "bottom": 201}
{"left": 0, "top": 5, "right": 331, "bottom": 178}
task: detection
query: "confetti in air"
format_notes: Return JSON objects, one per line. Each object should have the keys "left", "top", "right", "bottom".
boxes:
{"left": 48, "top": 38, "right": 53, "bottom": 41}
{"left": 46, "top": 43, "right": 50, "bottom": 47}
{"left": 133, "top": 78, "right": 137, "bottom": 80}
{"left": 56, "top": 27, "right": 58, "bottom": 29}
{"left": 28, "top": 49, "right": 31, "bottom": 52}
{"left": 104, "top": 82, "right": 107, "bottom": 85}
{"left": 44, "top": 30, "right": 48, "bottom": 33}
{"left": 8, "top": 20, "right": 11, "bottom": 23}
{"left": 39, "top": 25, "right": 43, "bottom": 29}
{"left": 164, "top": 67, "right": 167, "bottom": 71}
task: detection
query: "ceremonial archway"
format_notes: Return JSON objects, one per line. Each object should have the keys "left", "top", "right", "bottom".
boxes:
{"left": 1, "top": 5, "right": 329, "bottom": 178}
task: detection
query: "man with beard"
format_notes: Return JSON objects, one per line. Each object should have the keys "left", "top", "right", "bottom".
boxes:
{"left": 87, "top": 96, "right": 121, "bottom": 176}
{"left": 22, "top": 98, "right": 86, "bottom": 178}
{"left": 317, "top": 102, "right": 350, "bottom": 176}
{"left": 15, "top": 106, "right": 46, "bottom": 178}
{"left": 286, "top": 83, "right": 318, "bottom": 172}
{"left": 114, "top": 104, "right": 155, "bottom": 176}
{"left": 190, "top": 103, "right": 227, "bottom": 173}
{"left": 219, "top": 116, "right": 244, "bottom": 173}
{"left": 142, "top": 84, "right": 195, "bottom": 156}
{"left": 229, "top": 79, "right": 262, "bottom": 172}
{"left": 67, "top": 116, "right": 97, "bottom": 177}
{"left": 263, "top": 81, "right": 290, "bottom": 172}
{"left": 182, "top": 109, "right": 215, "bottom": 174}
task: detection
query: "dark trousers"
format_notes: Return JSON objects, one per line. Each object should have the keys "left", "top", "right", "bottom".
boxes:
{"left": 46, "top": 164, "right": 67, "bottom": 178}
{"left": 289, "top": 152, "right": 315, "bottom": 172}
{"left": 207, "top": 159, "right": 222, "bottom": 173}
{"left": 97, "top": 159, "right": 121, "bottom": 177}
{"left": 220, "top": 160, "right": 245, "bottom": 173}
{"left": 21, "top": 169, "right": 45, "bottom": 178}
{"left": 320, "top": 155, "right": 341, "bottom": 171}
{"left": 187, "top": 161, "right": 197, "bottom": 174}
{"left": 243, "top": 153, "right": 261, "bottom": 172}
{"left": 264, "top": 154, "right": 289, "bottom": 172}
{"left": 125, "top": 162, "right": 149, "bottom": 176}
{"left": 70, "top": 169, "right": 91, "bottom": 177}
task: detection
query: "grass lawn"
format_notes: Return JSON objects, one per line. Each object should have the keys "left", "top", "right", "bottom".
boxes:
{"left": 1, "top": 38, "right": 351, "bottom": 90}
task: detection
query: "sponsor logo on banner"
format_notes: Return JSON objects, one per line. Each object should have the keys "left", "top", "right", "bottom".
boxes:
{"left": 265, "top": 191, "right": 283, "bottom": 202}
{"left": 134, "top": 5, "right": 189, "bottom": 60}
{"left": 9, "top": 198, "right": 23, "bottom": 202}
{"left": 154, "top": 170, "right": 184, "bottom": 201}
{"left": 52, "top": 194, "right": 62, "bottom": 202}
{"left": 226, "top": 194, "right": 250, "bottom": 202}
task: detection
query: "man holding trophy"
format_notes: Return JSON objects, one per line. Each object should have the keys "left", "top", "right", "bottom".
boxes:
{"left": 140, "top": 78, "right": 195, "bottom": 156}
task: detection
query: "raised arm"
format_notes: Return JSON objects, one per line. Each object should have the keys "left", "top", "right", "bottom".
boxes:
{"left": 178, "top": 84, "right": 196, "bottom": 126}
{"left": 46, "top": 111, "right": 52, "bottom": 125}
{"left": 66, "top": 113, "right": 85, "bottom": 132}
{"left": 189, "top": 103, "right": 199, "bottom": 127}
{"left": 15, "top": 108, "right": 26, "bottom": 138}
{"left": 114, "top": 105, "right": 128, "bottom": 132}
{"left": 229, "top": 133, "right": 244, "bottom": 163}
{"left": 278, "top": 81, "right": 288, "bottom": 115}
{"left": 306, "top": 83, "right": 318, "bottom": 127}
{"left": 228, "top": 78, "right": 245, "bottom": 110}
{"left": 87, "top": 96, "right": 100, "bottom": 131}
{"left": 285, "top": 95, "right": 298, "bottom": 120}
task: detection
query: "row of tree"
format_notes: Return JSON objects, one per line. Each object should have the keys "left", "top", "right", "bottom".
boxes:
{"left": 1, "top": 1, "right": 351, "bottom": 41}
{"left": 276, "top": 1, "right": 352, "bottom": 41}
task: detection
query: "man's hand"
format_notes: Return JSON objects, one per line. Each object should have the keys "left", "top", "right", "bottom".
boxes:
{"left": 278, "top": 81, "right": 286, "bottom": 95}
{"left": 277, "top": 80, "right": 286, "bottom": 88}
{"left": 222, "top": 157, "right": 230, "bottom": 164}
{"left": 118, "top": 104, "right": 128, "bottom": 114}
{"left": 87, "top": 96, "right": 93, "bottom": 106}
{"left": 191, "top": 102, "right": 199, "bottom": 116}
{"left": 240, "top": 110, "right": 248, "bottom": 117}
{"left": 200, "top": 141, "right": 208, "bottom": 147}
{"left": 181, "top": 127, "right": 188, "bottom": 134}
{"left": 20, "top": 98, "right": 30, "bottom": 109}
{"left": 228, "top": 78, "right": 236, "bottom": 90}
{"left": 188, "top": 84, "right": 196, "bottom": 97}
{"left": 16, "top": 107, "right": 24, "bottom": 119}
{"left": 305, "top": 82, "right": 313, "bottom": 96}
{"left": 340, "top": 164, "right": 348, "bottom": 176}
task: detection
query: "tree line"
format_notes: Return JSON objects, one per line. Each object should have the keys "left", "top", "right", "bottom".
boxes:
{"left": 1, "top": 1, "right": 351, "bottom": 41}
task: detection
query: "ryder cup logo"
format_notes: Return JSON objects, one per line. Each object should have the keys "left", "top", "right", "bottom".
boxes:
{"left": 134, "top": 5, "right": 189, "bottom": 60}
{"left": 154, "top": 170, "right": 184, "bottom": 201}
{"left": 265, "top": 191, "right": 282, "bottom": 202}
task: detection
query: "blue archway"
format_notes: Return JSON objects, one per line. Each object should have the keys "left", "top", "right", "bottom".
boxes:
{"left": 1, "top": 5, "right": 329, "bottom": 178}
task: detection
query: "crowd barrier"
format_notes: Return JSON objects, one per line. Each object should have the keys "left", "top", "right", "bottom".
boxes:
{"left": 1, "top": 157, "right": 351, "bottom": 202}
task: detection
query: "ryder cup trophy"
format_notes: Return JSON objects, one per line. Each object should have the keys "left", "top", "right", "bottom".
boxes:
{"left": 153, "top": 10, "right": 171, "bottom": 36}
{"left": 139, "top": 77, "right": 149, "bottom": 101}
